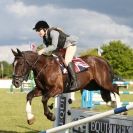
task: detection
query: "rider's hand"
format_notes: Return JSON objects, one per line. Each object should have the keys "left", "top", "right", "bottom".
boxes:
{"left": 38, "top": 49, "right": 45, "bottom": 55}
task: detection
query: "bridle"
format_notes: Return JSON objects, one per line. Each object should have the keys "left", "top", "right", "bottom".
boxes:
{"left": 12, "top": 53, "right": 40, "bottom": 82}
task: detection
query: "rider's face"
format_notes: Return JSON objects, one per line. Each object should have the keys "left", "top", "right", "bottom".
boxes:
{"left": 36, "top": 29, "right": 46, "bottom": 38}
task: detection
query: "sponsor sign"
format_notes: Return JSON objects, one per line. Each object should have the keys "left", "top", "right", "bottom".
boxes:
{"left": 71, "top": 110, "right": 133, "bottom": 133}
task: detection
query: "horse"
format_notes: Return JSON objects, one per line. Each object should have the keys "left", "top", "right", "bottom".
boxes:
{"left": 12, "top": 49, "right": 121, "bottom": 125}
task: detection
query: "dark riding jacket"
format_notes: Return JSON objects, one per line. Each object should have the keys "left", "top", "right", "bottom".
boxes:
{"left": 43, "top": 27, "right": 69, "bottom": 53}
{"left": 42, "top": 27, "right": 77, "bottom": 54}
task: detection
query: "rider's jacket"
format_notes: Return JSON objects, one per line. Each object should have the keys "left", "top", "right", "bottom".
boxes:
{"left": 42, "top": 27, "right": 77, "bottom": 54}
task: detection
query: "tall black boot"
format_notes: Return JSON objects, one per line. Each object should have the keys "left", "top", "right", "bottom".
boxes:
{"left": 67, "top": 62, "right": 78, "bottom": 91}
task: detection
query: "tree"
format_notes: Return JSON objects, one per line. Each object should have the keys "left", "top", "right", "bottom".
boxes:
{"left": 80, "top": 48, "right": 99, "bottom": 56}
{"left": 101, "top": 40, "right": 133, "bottom": 79}
{"left": 0, "top": 61, "right": 12, "bottom": 78}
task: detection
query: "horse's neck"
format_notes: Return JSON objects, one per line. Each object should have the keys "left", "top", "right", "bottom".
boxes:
{"left": 25, "top": 52, "right": 38, "bottom": 62}
{"left": 32, "top": 55, "right": 56, "bottom": 76}
{"left": 31, "top": 55, "right": 47, "bottom": 74}
{"left": 25, "top": 52, "right": 41, "bottom": 70}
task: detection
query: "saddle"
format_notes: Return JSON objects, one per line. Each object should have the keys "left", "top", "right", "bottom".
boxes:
{"left": 52, "top": 54, "right": 89, "bottom": 74}
{"left": 52, "top": 53, "right": 89, "bottom": 92}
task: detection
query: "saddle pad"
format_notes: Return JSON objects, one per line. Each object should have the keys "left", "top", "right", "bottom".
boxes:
{"left": 62, "top": 57, "right": 89, "bottom": 74}
{"left": 73, "top": 57, "right": 89, "bottom": 72}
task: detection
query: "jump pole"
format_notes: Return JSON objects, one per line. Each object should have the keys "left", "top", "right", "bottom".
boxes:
{"left": 43, "top": 104, "right": 133, "bottom": 133}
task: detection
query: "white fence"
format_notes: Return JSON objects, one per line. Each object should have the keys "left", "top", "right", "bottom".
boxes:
{"left": 0, "top": 79, "right": 12, "bottom": 88}
{"left": 0, "top": 79, "right": 34, "bottom": 90}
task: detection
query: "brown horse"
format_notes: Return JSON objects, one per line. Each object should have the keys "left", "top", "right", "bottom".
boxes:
{"left": 12, "top": 49, "right": 121, "bottom": 125}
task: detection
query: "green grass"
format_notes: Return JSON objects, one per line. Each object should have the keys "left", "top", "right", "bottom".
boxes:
{"left": 0, "top": 85, "right": 133, "bottom": 132}
{"left": 0, "top": 89, "right": 54, "bottom": 133}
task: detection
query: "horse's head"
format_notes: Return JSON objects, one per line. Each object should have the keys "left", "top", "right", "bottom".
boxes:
{"left": 12, "top": 49, "right": 35, "bottom": 88}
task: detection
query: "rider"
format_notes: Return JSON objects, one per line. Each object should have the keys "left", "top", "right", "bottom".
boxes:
{"left": 33, "top": 20, "right": 78, "bottom": 91}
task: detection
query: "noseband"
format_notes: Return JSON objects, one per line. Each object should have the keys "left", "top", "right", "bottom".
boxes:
{"left": 13, "top": 53, "right": 40, "bottom": 82}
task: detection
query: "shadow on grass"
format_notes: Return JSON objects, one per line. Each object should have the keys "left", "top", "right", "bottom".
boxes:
{"left": 0, "top": 131, "right": 39, "bottom": 133}
{"left": 0, "top": 125, "right": 40, "bottom": 133}
{"left": 17, "top": 125, "right": 40, "bottom": 132}
{"left": 0, "top": 130, "right": 41, "bottom": 133}
{"left": 0, "top": 131, "right": 18, "bottom": 133}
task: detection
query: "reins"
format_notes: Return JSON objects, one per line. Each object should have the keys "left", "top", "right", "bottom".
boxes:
{"left": 13, "top": 52, "right": 61, "bottom": 90}
{"left": 13, "top": 53, "right": 47, "bottom": 82}
{"left": 23, "top": 53, "right": 40, "bottom": 70}
{"left": 23, "top": 53, "right": 48, "bottom": 80}
{"left": 35, "top": 63, "right": 48, "bottom": 79}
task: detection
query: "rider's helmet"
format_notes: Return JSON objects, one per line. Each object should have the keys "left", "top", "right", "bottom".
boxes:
{"left": 33, "top": 21, "right": 49, "bottom": 31}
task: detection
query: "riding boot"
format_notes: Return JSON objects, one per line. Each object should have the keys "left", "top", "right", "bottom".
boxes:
{"left": 67, "top": 62, "right": 78, "bottom": 91}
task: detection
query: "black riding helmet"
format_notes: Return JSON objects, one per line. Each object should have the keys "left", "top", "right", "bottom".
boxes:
{"left": 33, "top": 21, "right": 49, "bottom": 31}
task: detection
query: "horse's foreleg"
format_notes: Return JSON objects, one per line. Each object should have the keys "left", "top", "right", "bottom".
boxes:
{"left": 26, "top": 88, "right": 42, "bottom": 125}
{"left": 42, "top": 87, "right": 62, "bottom": 121}
{"left": 42, "top": 96, "right": 56, "bottom": 121}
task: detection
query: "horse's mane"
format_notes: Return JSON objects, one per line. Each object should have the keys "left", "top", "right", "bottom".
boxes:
{"left": 21, "top": 51, "right": 55, "bottom": 63}
{"left": 22, "top": 50, "right": 37, "bottom": 55}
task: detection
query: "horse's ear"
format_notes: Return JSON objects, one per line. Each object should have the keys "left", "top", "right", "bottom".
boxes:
{"left": 17, "top": 48, "right": 22, "bottom": 56}
{"left": 11, "top": 49, "right": 18, "bottom": 56}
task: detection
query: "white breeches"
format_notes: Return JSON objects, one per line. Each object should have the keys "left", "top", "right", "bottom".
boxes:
{"left": 65, "top": 45, "right": 77, "bottom": 66}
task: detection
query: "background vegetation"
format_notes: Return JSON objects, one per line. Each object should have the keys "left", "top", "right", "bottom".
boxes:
{"left": 80, "top": 40, "right": 133, "bottom": 79}
{"left": 102, "top": 41, "right": 133, "bottom": 79}
{"left": 0, "top": 61, "right": 12, "bottom": 78}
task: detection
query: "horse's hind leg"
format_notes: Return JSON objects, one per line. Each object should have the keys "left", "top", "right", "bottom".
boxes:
{"left": 113, "top": 92, "right": 121, "bottom": 108}
{"left": 100, "top": 89, "right": 113, "bottom": 106}
{"left": 100, "top": 89, "right": 120, "bottom": 108}
{"left": 26, "top": 88, "right": 42, "bottom": 125}
{"left": 107, "top": 85, "right": 121, "bottom": 108}
{"left": 101, "top": 82, "right": 121, "bottom": 108}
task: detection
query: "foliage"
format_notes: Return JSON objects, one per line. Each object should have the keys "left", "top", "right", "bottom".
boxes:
{"left": 101, "top": 40, "right": 133, "bottom": 79}
{"left": 0, "top": 43, "right": 44, "bottom": 79}
{"left": 0, "top": 89, "right": 53, "bottom": 132}
{"left": 80, "top": 48, "right": 99, "bottom": 56}
{"left": 79, "top": 40, "right": 133, "bottom": 79}
{"left": 0, "top": 61, "right": 12, "bottom": 78}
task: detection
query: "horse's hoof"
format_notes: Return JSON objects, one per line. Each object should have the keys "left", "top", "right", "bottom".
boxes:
{"left": 27, "top": 116, "right": 35, "bottom": 125}
{"left": 47, "top": 113, "right": 56, "bottom": 121}
{"left": 51, "top": 115, "right": 56, "bottom": 121}
{"left": 121, "top": 111, "right": 128, "bottom": 115}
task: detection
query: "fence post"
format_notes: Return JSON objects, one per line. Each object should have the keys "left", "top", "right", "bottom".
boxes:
{"left": 82, "top": 90, "right": 94, "bottom": 108}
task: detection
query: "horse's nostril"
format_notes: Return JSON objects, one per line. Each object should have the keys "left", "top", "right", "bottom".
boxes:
{"left": 13, "top": 80, "right": 21, "bottom": 88}
{"left": 15, "top": 81, "right": 19, "bottom": 86}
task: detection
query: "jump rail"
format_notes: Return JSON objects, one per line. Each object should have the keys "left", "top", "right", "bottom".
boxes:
{"left": 43, "top": 104, "right": 133, "bottom": 133}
